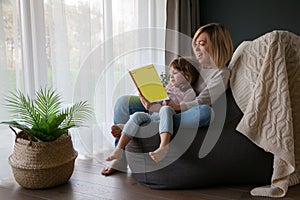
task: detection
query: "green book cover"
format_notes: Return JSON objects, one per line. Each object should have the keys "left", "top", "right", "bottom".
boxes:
{"left": 129, "top": 64, "right": 169, "bottom": 102}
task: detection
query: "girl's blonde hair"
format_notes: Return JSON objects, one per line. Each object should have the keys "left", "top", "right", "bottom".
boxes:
{"left": 169, "top": 57, "right": 199, "bottom": 85}
{"left": 192, "top": 23, "right": 233, "bottom": 68}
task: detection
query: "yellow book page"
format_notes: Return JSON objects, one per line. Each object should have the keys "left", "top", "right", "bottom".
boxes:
{"left": 129, "top": 64, "right": 169, "bottom": 102}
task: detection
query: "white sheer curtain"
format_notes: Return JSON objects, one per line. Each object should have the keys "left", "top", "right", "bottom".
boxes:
{"left": 0, "top": 0, "right": 166, "bottom": 158}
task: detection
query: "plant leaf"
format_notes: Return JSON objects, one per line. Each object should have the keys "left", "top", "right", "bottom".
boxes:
{"left": 60, "top": 101, "right": 92, "bottom": 129}
{"left": 35, "top": 88, "right": 62, "bottom": 123}
{"left": 1, "top": 121, "right": 31, "bottom": 133}
{"left": 4, "top": 91, "right": 40, "bottom": 128}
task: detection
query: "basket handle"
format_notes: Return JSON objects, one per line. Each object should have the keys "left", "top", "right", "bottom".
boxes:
{"left": 9, "top": 126, "right": 33, "bottom": 146}
{"left": 9, "top": 125, "right": 18, "bottom": 136}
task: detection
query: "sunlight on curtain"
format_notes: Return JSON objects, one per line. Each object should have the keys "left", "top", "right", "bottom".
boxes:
{"left": 0, "top": 0, "right": 166, "bottom": 159}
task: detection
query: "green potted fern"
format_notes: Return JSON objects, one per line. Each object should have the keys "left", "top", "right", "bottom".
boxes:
{"left": 1, "top": 88, "right": 92, "bottom": 189}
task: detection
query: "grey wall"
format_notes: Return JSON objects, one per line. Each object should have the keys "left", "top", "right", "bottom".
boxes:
{"left": 200, "top": 0, "right": 300, "bottom": 48}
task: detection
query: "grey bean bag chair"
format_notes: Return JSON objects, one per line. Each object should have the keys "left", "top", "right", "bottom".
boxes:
{"left": 125, "top": 88, "right": 273, "bottom": 189}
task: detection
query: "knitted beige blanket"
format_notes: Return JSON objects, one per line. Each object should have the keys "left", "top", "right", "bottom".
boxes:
{"left": 229, "top": 31, "right": 300, "bottom": 197}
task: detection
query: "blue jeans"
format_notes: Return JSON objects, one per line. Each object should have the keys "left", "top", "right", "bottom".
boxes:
{"left": 113, "top": 95, "right": 212, "bottom": 146}
{"left": 121, "top": 106, "right": 176, "bottom": 138}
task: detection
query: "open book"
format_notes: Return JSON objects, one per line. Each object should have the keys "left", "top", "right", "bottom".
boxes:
{"left": 129, "top": 64, "right": 169, "bottom": 102}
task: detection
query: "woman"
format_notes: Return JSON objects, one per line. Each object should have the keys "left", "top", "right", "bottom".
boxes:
{"left": 101, "top": 23, "right": 233, "bottom": 176}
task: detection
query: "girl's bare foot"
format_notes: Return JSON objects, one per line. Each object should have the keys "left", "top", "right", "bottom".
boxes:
{"left": 149, "top": 146, "right": 169, "bottom": 163}
{"left": 111, "top": 124, "right": 125, "bottom": 138}
{"left": 106, "top": 147, "right": 123, "bottom": 161}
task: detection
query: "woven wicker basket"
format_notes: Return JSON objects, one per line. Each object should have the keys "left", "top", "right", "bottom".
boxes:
{"left": 8, "top": 131, "right": 78, "bottom": 189}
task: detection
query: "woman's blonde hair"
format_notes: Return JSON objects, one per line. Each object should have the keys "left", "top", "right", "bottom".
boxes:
{"left": 192, "top": 23, "right": 233, "bottom": 68}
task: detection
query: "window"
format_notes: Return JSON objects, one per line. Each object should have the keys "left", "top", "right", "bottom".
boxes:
{"left": 0, "top": 0, "right": 166, "bottom": 156}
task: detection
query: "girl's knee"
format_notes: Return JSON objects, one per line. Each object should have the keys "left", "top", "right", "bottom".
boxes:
{"left": 131, "top": 112, "right": 150, "bottom": 125}
{"left": 159, "top": 106, "right": 175, "bottom": 115}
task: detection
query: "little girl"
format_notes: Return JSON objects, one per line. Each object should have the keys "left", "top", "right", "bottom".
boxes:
{"left": 105, "top": 57, "right": 199, "bottom": 164}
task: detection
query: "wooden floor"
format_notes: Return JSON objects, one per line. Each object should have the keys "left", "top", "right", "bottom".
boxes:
{"left": 1, "top": 129, "right": 300, "bottom": 200}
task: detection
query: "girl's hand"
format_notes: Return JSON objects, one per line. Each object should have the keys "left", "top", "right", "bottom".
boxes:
{"left": 139, "top": 93, "right": 161, "bottom": 112}
{"left": 139, "top": 93, "right": 151, "bottom": 110}
{"left": 170, "top": 104, "right": 188, "bottom": 113}
{"left": 170, "top": 104, "right": 181, "bottom": 112}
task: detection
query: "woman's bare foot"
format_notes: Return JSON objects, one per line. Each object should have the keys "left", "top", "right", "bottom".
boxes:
{"left": 101, "top": 159, "right": 120, "bottom": 176}
{"left": 111, "top": 124, "right": 125, "bottom": 138}
{"left": 101, "top": 155, "right": 127, "bottom": 176}
{"left": 106, "top": 147, "right": 123, "bottom": 161}
{"left": 149, "top": 146, "right": 169, "bottom": 163}
{"left": 101, "top": 167, "right": 118, "bottom": 176}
